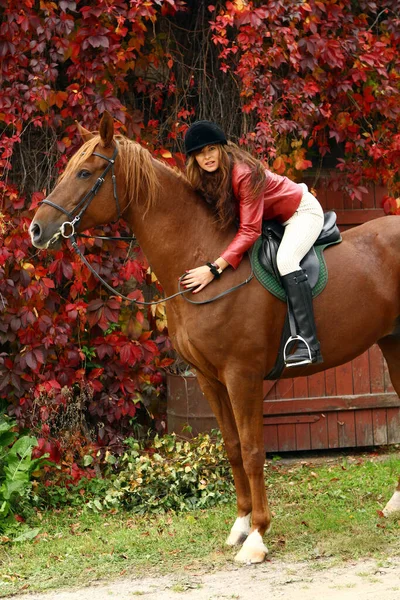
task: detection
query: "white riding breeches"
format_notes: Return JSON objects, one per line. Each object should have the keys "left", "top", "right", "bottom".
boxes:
{"left": 276, "top": 183, "right": 324, "bottom": 276}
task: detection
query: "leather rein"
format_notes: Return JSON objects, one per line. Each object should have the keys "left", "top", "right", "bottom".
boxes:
{"left": 40, "top": 143, "right": 254, "bottom": 307}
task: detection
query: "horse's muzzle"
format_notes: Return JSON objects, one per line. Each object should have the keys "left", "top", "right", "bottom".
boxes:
{"left": 29, "top": 220, "right": 62, "bottom": 249}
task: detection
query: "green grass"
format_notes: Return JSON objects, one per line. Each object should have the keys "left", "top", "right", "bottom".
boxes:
{"left": 1, "top": 453, "right": 399, "bottom": 597}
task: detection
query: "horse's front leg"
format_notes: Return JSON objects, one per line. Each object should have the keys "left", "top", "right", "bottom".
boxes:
{"left": 383, "top": 478, "right": 400, "bottom": 516}
{"left": 196, "top": 373, "right": 252, "bottom": 546}
{"left": 226, "top": 371, "right": 271, "bottom": 564}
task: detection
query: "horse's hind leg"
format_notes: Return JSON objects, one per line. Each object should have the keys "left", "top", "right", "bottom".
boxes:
{"left": 196, "top": 373, "right": 252, "bottom": 546}
{"left": 377, "top": 334, "right": 400, "bottom": 516}
{"left": 378, "top": 333, "right": 400, "bottom": 396}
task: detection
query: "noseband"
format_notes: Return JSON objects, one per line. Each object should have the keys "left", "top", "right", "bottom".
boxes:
{"left": 38, "top": 142, "right": 253, "bottom": 306}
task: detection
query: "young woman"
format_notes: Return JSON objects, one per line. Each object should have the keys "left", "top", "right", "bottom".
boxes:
{"left": 183, "top": 120, "right": 324, "bottom": 367}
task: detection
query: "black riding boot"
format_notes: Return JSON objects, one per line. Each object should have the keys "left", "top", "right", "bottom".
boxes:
{"left": 281, "top": 269, "right": 323, "bottom": 367}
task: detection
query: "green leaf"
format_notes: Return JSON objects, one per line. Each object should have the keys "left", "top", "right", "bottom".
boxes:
{"left": 93, "top": 499, "right": 103, "bottom": 511}
{"left": 2, "top": 479, "right": 26, "bottom": 500}
{"left": 0, "top": 500, "right": 9, "bottom": 515}
{"left": 5, "top": 437, "right": 37, "bottom": 482}
{"left": 0, "top": 431, "right": 17, "bottom": 449}
{"left": 13, "top": 527, "right": 41, "bottom": 543}
{"left": 0, "top": 416, "right": 16, "bottom": 433}
{"left": 9, "top": 436, "right": 37, "bottom": 459}
{"left": 83, "top": 455, "right": 94, "bottom": 466}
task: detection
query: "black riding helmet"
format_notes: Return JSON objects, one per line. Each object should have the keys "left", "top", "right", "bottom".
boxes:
{"left": 184, "top": 121, "right": 227, "bottom": 155}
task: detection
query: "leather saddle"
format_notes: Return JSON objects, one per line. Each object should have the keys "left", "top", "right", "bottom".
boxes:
{"left": 259, "top": 210, "right": 341, "bottom": 289}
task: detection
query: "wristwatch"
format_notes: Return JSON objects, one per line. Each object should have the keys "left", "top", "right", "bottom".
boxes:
{"left": 207, "top": 262, "right": 223, "bottom": 279}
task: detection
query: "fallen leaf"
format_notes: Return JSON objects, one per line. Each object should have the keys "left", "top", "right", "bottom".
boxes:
{"left": 301, "top": 521, "right": 309, "bottom": 527}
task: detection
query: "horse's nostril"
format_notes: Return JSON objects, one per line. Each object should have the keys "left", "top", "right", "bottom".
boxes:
{"left": 30, "top": 222, "right": 41, "bottom": 242}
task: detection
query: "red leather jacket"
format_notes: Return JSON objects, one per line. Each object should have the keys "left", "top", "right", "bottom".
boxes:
{"left": 221, "top": 163, "right": 303, "bottom": 269}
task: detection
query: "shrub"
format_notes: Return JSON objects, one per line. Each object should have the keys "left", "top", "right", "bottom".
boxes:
{"left": 34, "top": 431, "right": 234, "bottom": 514}
{"left": 93, "top": 431, "right": 234, "bottom": 513}
{"left": 0, "top": 414, "right": 45, "bottom": 530}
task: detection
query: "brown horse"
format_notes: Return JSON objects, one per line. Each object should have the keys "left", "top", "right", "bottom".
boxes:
{"left": 30, "top": 112, "right": 400, "bottom": 563}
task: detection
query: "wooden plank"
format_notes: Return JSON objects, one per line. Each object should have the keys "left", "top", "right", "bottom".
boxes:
{"left": 313, "top": 182, "right": 327, "bottom": 209}
{"left": 343, "top": 188, "right": 354, "bottom": 211}
{"left": 337, "top": 411, "right": 356, "bottom": 447}
{"left": 369, "top": 345, "right": 385, "bottom": 393}
{"left": 275, "top": 378, "right": 296, "bottom": 399}
{"left": 355, "top": 409, "right": 374, "bottom": 446}
{"left": 353, "top": 352, "right": 371, "bottom": 395}
{"left": 324, "top": 186, "right": 339, "bottom": 211}
{"left": 335, "top": 362, "right": 354, "bottom": 396}
{"left": 335, "top": 209, "right": 385, "bottom": 225}
{"left": 277, "top": 424, "right": 296, "bottom": 452}
{"left": 362, "top": 186, "right": 375, "bottom": 209}
{"left": 387, "top": 408, "right": 400, "bottom": 444}
{"left": 372, "top": 408, "right": 388, "bottom": 446}
{"left": 295, "top": 423, "right": 311, "bottom": 451}
{"left": 325, "top": 367, "right": 337, "bottom": 397}
{"left": 265, "top": 406, "right": 398, "bottom": 451}
{"left": 327, "top": 412, "right": 340, "bottom": 449}
{"left": 293, "top": 375, "right": 308, "bottom": 399}
{"left": 315, "top": 181, "right": 381, "bottom": 214}
{"left": 374, "top": 186, "right": 387, "bottom": 209}
{"left": 263, "top": 393, "right": 400, "bottom": 416}
{"left": 263, "top": 380, "right": 277, "bottom": 400}
{"left": 263, "top": 415, "right": 320, "bottom": 425}
{"left": 264, "top": 425, "right": 279, "bottom": 452}
{"left": 308, "top": 370, "right": 325, "bottom": 398}
{"left": 384, "top": 359, "right": 395, "bottom": 393}
{"left": 310, "top": 413, "right": 328, "bottom": 449}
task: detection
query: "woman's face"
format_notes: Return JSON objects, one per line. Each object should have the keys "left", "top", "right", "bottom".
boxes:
{"left": 194, "top": 144, "right": 220, "bottom": 172}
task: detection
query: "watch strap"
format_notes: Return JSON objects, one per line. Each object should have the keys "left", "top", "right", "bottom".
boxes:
{"left": 206, "top": 262, "right": 222, "bottom": 279}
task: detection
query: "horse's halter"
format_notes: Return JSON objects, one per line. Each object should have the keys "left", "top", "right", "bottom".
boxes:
{"left": 38, "top": 142, "right": 253, "bottom": 306}
{"left": 40, "top": 144, "right": 120, "bottom": 242}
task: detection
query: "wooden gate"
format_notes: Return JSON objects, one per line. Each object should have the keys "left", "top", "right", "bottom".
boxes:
{"left": 263, "top": 181, "right": 400, "bottom": 452}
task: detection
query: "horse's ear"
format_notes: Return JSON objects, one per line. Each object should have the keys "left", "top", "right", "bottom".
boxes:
{"left": 76, "top": 122, "right": 94, "bottom": 143}
{"left": 99, "top": 111, "right": 114, "bottom": 148}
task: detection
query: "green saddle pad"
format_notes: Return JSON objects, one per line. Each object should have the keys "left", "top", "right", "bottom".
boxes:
{"left": 251, "top": 237, "right": 341, "bottom": 302}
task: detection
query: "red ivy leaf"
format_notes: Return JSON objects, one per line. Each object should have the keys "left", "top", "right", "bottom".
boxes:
{"left": 25, "top": 351, "right": 37, "bottom": 370}
{"left": 119, "top": 341, "right": 143, "bottom": 365}
{"left": 86, "top": 298, "right": 120, "bottom": 330}
{"left": 42, "top": 277, "right": 55, "bottom": 289}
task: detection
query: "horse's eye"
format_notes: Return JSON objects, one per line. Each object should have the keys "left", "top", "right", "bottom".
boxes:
{"left": 77, "top": 169, "right": 91, "bottom": 179}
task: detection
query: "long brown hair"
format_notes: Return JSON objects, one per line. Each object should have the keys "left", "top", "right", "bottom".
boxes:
{"left": 186, "top": 142, "right": 266, "bottom": 228}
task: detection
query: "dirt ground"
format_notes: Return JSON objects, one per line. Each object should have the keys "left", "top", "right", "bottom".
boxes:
{"left": 15, "top": 556, "right": 400, "bottom": 600}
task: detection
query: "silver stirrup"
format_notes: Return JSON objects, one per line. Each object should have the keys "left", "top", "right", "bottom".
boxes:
{"left": 283, "top": 335, "right": 312, "bottom": 368}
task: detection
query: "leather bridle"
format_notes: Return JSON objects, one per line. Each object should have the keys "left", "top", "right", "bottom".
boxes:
{"left": 41, "top": 145, "right": 120, "bottom": 241}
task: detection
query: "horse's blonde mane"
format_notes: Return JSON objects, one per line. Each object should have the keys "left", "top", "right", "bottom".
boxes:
{"left": 60, "top": 134, "right": 189, "bottom": 217}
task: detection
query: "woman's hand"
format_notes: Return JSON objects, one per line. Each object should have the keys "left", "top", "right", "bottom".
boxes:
{"left": 182, "top": 265, "right": 214, "bottom": 294}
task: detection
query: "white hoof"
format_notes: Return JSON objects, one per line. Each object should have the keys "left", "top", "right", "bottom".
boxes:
{"left": 226, "top": 514, "right": 251, "bottom": 546}
{"left": 383, "top": 489, "right": 400, "bottom": 517}
{"left": 234, "top": 529, "right": 268, "bottom": 564}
